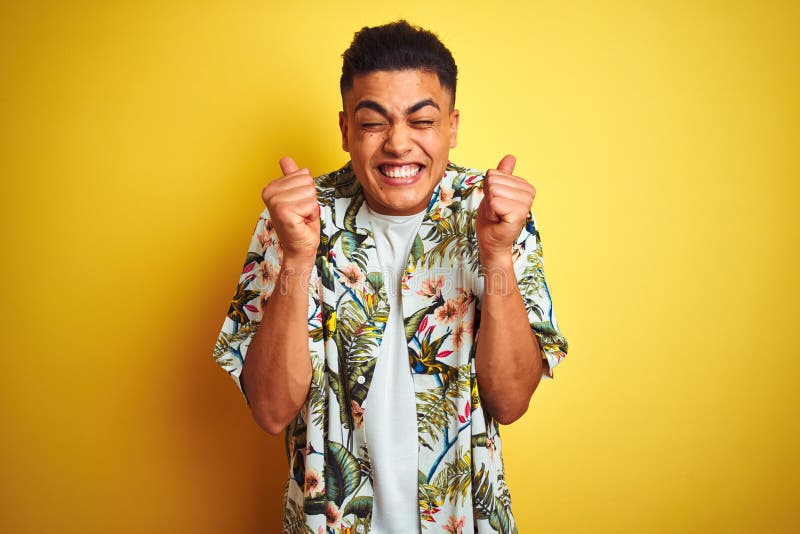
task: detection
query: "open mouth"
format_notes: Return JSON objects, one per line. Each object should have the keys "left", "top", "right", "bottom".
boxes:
{"left": 378, "top": 163, "right": 424, "bottom": 180}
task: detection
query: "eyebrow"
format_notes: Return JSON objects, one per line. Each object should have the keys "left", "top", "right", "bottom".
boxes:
{"left": 354, "top": 98, "right": 440, "bottom": 117}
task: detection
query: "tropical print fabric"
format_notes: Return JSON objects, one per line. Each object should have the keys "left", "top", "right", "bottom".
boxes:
{"left": 213, "top": 161, "right": 568, "bottom": 533}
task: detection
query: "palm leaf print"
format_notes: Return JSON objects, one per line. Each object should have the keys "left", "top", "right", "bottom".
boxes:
{"left": 421, "top": 207, "right": 480, "bottom": 270}
{"left": 343, "top": 193, "right": 365, "bottom": 233}
{"left": 342, "top": 496, "right": 372, "bottom": 519}
{"left": 227, "top": 276, "right": 260, "bottom": 325}
{"left": 489, "top": 497, "right": 514, "bottom": 534}
{"left": 326, "top": 442, "right": 362, "bottom": 506}
{"left": 335, "top": 297, "right": 388, "bottom": 365}
{"left": 416, "top": 386, "right": 454, "bottom": 449}
{"left": 282, "top": 496, "right": 307, "bottom": 534}
{"left": 307, "top": 355, "right": 327, "bottom": 427}
{"left": 316, "top": 256, "right": 336, "bottom": 292}
{"left": 432, "top": 447, "right": 472, "bottom": 505}
{"left": 404, "top": 304, "right": 438, "bottom": 343}
{"left": 213, "top": 321, "right": 258, "bottom": 368}
{"left": 327, "top": 370, "right": 353, "bottom": 432}
{"left": 472, "top": 464, "right": 495, "bottom": 520}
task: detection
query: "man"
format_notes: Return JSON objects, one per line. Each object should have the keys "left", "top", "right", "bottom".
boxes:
{"left": 213, "top": 20, "right": 568, "bottom": 533}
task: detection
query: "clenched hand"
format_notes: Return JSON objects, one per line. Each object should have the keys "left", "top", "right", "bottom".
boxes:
{"left": 261, "top": 157, "right": 321, "bottom": 265}
{"left": 475, "top": 154, "right": 536, "bottom": 264}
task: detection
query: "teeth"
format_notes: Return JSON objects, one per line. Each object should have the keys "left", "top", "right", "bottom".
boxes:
{"left": 381, "top": 164, "right": 421, "bottom": 178}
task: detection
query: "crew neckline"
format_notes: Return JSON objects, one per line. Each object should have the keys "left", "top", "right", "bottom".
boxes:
{"left": 366, "top": 204, "right": 426, "bottom": 223}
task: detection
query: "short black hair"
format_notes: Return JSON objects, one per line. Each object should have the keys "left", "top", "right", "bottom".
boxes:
{"left": 340, "top": 20, "right": 458, "bottom": 106}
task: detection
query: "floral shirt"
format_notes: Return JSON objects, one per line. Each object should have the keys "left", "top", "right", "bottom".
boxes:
{"left": 213, "top": 162, "right": 568, "bottom": 533}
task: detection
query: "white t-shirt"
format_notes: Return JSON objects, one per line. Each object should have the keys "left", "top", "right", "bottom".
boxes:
{"left": 363, "top": 206, "right": 425, "bottom": 534}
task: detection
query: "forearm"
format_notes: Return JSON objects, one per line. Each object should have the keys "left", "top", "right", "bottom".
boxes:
{"left": 241, "top": 259, "right": 314, "bottom": 434}
{"left": 475, "top": 255, "right": 543, "bottom": 424}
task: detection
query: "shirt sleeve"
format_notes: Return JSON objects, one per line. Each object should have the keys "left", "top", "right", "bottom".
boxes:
{"left": 212, "top": 207, "right": 282, "bottom": 402}
{"left": 513, "top": 210, "right": 569, "bottom": 379}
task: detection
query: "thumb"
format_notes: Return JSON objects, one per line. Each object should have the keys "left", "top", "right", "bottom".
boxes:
{"left": 279, "top": 156, "right": 299, "bottom": 176}
{"left": 496, "top": 154, "right": 516, "bottom": 175}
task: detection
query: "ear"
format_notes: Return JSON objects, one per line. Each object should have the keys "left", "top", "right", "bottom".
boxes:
{"left": 449, "top": 109, "right": 460, "bottom": 149}
{"left": 339, "top": 111, "right": 350, "bottom": 152}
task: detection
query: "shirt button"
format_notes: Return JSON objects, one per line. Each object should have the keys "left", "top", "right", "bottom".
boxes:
{"left": 356, "top": 376, "right": 366, "bottom": 384}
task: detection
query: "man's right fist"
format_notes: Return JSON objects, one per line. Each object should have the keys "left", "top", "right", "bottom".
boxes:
{"left": 261, "top": 156, "right": 321, "bottom": 264}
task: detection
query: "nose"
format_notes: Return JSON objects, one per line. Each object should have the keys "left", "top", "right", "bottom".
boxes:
{"left": 383, "top": 124, "right": 413, "bottom": 156}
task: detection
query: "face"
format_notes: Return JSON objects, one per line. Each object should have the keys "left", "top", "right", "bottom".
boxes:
{"left": 339, "top": 69, "right": 459, "bottom": 215}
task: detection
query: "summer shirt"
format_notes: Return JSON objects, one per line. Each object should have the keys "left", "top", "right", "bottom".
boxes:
{"left": 213, "top": 161, "right": 569, "bottom": 533}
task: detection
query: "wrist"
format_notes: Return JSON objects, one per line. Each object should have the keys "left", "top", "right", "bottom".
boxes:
{"left": 281, "top": 254, "right": 316, "bottom": 272}
{"left": 480, "top": 252, "right": 517, "bottom": 297}
{"left": 277, "top": 258, "right": 315, "bottom": 294}
{"left": 479, "top": 248, "right": 514, "bottom": 270}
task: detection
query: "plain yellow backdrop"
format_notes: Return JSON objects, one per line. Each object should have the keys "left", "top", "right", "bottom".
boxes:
{"left": 1, "top": 1, "right": 798, "bottom": 532}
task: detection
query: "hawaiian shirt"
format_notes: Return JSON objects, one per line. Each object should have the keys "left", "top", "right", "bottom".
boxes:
{"left": 213, "top": 161, "right": 568, "bottom": 533}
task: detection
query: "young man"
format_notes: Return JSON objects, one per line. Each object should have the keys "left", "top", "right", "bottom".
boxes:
{"left": 213, "top": 20, "right": 568, "bottom": 533}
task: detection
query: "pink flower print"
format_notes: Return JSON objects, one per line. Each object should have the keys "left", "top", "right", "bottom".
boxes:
{"left": 439, "top": 185, "right": 454, "bottom": 208}
{"left": 458, "top": 401, "right": 471, "bottom": 424}
{"left": 464, "top": 173, "right": 480, "bottom": 186}
{"left": 455, "top": 289, "right": 471, "bottom": 304}
{"left": 454, "top": 289, "right": 474, "bottom": 316}
{"left": 451, "top": 321, "right": 472, "bottom": 351}
{"left": 257, "top": 227, "right": 274, "bottom": 250}
{"left": 443, "top": 515, "right": 466, "bottom": 533}
{"left": 417, "top": 276, "right": 445, "bottom": 299}
{"left": 421, "top": 503, "right": 440, "bottom": 523}
{"left": 512, "top": 242, "right": 524, "bottom": 261}
{"left": 487, "top": 435, "right": 497, "bottom": 462}
{"left": 256, "top": 258, "right": 280, "bottom": 291}
{"left": 434, "top": 299, "right": 461, "bottom": 324}
{"left": 304, "top": 468, "right": 323, "bottom": 498}
{"left": 351, "top": 400, "right": 365, "bottom": 429}
{"left": 339, "top": 263, "right": 365, "bottom": 291}
{"left": 325, "top": 501, "right": 342, "bottom": 528}
{"left": 402, "top": 271, "right": 414, "bottom": 292}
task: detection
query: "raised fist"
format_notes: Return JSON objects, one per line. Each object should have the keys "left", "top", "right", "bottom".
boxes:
{"left": 261, "top": 156, "right": 321, "bottom": 265}
{"left": 476, "top": 154, "right": 536, "bottom": 263}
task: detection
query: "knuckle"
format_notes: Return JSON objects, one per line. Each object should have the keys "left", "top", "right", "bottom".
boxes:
{"left": 261, "top": 190, "right": 273, "bottom": 207}
{"left": 272, "top": 203, "right": 292, "bottom": 219}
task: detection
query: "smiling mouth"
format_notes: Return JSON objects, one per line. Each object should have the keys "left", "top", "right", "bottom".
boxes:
{"left": 378, "top": 163, "right": 423, "bottom": 179}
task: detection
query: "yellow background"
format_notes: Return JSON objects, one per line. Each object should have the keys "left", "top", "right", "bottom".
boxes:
{"left": 2, "top": 1, "right": 798, "bottom": 532}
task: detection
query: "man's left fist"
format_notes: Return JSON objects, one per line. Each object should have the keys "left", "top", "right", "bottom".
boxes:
{"left": 475, "top": 154, "right": 536, "bottom": 263}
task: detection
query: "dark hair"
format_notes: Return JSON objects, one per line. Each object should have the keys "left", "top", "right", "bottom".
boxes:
{"left": 340, "top": 20, "right": 458, "bottom": 106}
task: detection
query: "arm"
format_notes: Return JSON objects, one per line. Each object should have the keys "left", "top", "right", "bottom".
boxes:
{"left": 474, "top": 154, "right": 550, "bottom": 424}
{"left": 241, "top": 259, "right": 314, "bottom": 435}
{"left": 474, "top": 254, "right": 545, "bottom": 425}
{"left": 241, "top": 156, "right": 320, "bottom": 435}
